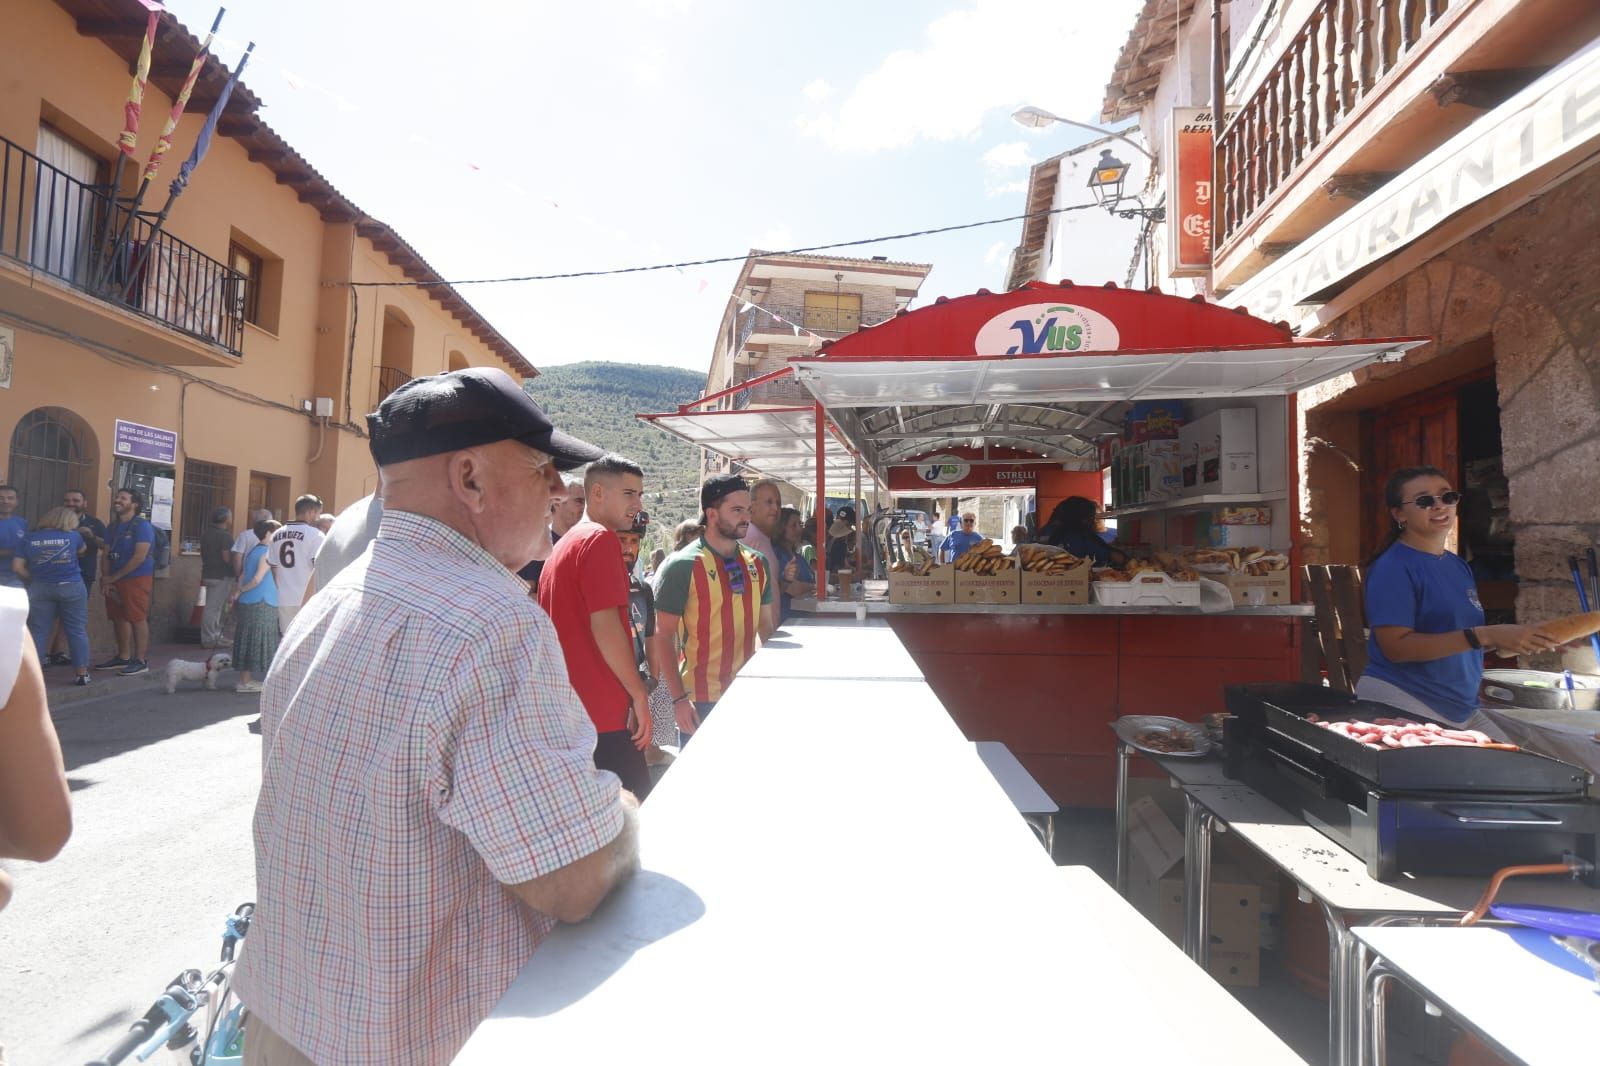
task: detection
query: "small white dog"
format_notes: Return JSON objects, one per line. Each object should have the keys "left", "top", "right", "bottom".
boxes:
{"left": 164, "top": 651, "right": 233, "bottom": 693}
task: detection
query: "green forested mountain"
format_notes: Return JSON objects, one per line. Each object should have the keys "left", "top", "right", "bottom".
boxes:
{"left": 524, "top": 361, "right": 705, "bottom": 555}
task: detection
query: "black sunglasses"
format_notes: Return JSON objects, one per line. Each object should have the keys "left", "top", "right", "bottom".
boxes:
{"left": 1406, "top": 491, "right": 1461, "bottom": 509}
{"left": 962, "top": 519, "right": 976, "bottom": 524}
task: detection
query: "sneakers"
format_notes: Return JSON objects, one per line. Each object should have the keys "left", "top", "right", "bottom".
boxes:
{"left": 94, "top": 656, "right": 130, "bottom": 671}
{"left": 118, "top": 660, "right": 149, "bottom": 676}
{"left": 235, "top": 681, "right": 264, "bottom": 694}
{"left": 73, "top": 675, "right": 90, "bottom": 686}
{"left": 47, "top": 652, "right": 72, "bottom": 667}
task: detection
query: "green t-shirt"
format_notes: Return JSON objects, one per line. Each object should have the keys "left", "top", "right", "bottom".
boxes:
{"left": 654, "top": 536, "right": 773, "bottom": 702}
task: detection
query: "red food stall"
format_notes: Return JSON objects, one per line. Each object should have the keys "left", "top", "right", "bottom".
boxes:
{"left": 643, "top": 281, "right": 1423, "bottom": 806}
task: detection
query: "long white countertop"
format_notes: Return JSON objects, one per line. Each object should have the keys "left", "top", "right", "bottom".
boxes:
{"left": 793, "top": 597, "right": 1313, "bottom": 617}
{"left": 454, "top": 622, "right": 1303, "bottom": 1064}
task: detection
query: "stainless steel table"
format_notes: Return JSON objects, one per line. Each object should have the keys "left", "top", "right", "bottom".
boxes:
{"left": 1357, "top": 924, "right": 1600, "bottom": 1065}
{"left": 1113, "top": 740, "right": 1600, "bottom": 1066}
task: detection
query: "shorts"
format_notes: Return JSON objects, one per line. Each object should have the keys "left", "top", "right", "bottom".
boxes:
{"left": 105, "top": 574, "right": 153, "bottom": 623}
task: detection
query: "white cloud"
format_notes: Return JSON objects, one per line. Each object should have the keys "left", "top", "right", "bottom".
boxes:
{"left": 986, "top": 179, "right": 1029, "bottom": 197}
{"left": 802, "top": 79, "right": 834, "bottom": 104}
{"left": 796, "top": 0, "right": 1143, "bottom": 153}
{"left": 756, "top": 225, "right": 795, "bottom": 251}
{"left": 983, "top": 239, "right": 1010, "bottom": 265}
{"left": 982, "top": 141, "right": 1034, "bottom": 170}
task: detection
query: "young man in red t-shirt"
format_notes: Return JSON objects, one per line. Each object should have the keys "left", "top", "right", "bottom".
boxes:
{"left": 538, "top": 455, "right": 652, "bottom": 797}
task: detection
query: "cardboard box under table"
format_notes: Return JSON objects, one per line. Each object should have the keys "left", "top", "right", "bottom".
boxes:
{"left": 888, "top": 565, "right": 955, "bottom": 605}
{"left": 956, "top": 563, "right": 1019, "bottom": 604}
{"left": 1019, "top": 559, "right": 1091, "bottom": 605}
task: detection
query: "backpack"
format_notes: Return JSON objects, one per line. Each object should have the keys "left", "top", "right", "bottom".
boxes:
{"left": 152, "top": 526, "right": 171, "bottom": 571}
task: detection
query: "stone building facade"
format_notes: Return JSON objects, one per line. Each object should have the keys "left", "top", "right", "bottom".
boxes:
{"left": 1298, "top": 164, "right": 1600, "bottom": 669}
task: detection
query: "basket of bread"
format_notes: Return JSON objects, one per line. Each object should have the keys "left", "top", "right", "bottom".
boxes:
{"left": 1017, "top": 544, "right": 1092, "bottom": 603}
{"left": 952, "top": 539, "right": 1016, "bottom": 575}
{"left": 1092, "top": 552, "right": 1203, "bottom": 606}
{"left": 1181, "top": 547, "right": 1291, "bottom": 605}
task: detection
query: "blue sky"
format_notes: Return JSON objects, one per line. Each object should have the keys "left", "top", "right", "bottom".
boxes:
{"left": 158, "top": 0, "right": 1147, "bottom": 371}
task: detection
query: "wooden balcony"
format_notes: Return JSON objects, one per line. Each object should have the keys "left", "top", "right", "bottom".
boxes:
{"left": 1214, "top": 0, "right": 1600, "bottom": 290}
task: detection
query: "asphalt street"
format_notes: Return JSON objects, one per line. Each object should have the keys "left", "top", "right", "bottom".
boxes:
{"left": 0, "top": 675, "right": 262, "bottom": 1066}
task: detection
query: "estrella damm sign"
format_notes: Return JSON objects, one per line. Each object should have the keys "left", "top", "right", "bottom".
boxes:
{"left": 974, "top": 303, "right": 1121, "bottom": 356}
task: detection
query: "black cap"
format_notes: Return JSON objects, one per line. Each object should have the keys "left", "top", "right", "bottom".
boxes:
{"left": 619, "top": 510, "right": 649, "bottom": 535}
{"left": 366, "top": 367, "right": 604, "bottom": 471}
{"left": 701, "top": 473, "right": 749, "bottom": 511}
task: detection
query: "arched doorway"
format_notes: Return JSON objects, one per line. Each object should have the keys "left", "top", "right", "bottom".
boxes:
{"left": 8, "top": 407, "right": 99, "bottom": 526}
{"left": 448, "top": 350, "right": 469, "bottom": 372}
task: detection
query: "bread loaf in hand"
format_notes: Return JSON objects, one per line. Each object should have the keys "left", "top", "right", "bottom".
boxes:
{"left": 1534, "top": 611, "right": 1600, "bottom": 645}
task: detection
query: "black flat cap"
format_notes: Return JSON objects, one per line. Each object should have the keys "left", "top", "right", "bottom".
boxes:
{"left": 367, "top": 367, "right": 604, "bottom": 471}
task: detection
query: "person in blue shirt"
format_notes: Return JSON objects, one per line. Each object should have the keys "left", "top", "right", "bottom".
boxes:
{"left": 0, "top": 486, "right": 27, "bottom": 589}
{"left": 98, "top": 489, "right": 157, "bottom": 676}
{"left": 1036, "top": 496, "right": 1115, "bottom": 566}
{"left": 229, "top": 518, "right": 282, "bottom": 694}
{"left": 1357, "top": 466, "right": 1555, "bottom": 727}
{"left": 13, "top": 507, "right": 90, "bottom": 685}
{"left": 943, "top": 512, "right": 986, "bottom": 562}
{"left": 770, "top": 506, "right": 817, "bottom": 620}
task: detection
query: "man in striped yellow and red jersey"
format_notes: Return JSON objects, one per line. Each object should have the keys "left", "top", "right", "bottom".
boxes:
{"left": 650, "top": 473, "right": 774, "bottom": 744}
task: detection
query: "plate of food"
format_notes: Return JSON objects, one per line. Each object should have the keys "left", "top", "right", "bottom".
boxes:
{"left": 1114, "top": 715, "right": 1214, "bottom": 758}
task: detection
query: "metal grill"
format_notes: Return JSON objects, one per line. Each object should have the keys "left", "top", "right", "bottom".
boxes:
{"left": 180, "top": 459, "right": 233, "bottom": 546}
{"left": 7, "top": 407, "right": 97, "bottom": 527}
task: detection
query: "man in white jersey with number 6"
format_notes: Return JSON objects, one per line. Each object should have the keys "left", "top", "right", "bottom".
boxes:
{"left": 267, "top": 495, "right": 327, "bottom": 632}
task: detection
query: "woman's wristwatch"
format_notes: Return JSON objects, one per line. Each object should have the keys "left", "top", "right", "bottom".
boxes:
{"left": 674, "top": 694, "right": 692, "bottom": 706}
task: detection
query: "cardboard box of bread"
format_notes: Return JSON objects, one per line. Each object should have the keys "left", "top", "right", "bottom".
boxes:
{"left": 1185, "top": 547, "right": 1291, "bottom": 605}
{"left": 1016, "top": 544, "right": 1092, "bottom": 604}
{"left": 953, "top": 539, "right": 1020, "bottom": 603}
{"left": 887, "top": 554, "right": 955, "bottom": 604}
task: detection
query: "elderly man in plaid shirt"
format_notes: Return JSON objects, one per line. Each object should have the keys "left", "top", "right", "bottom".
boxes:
{"left": 234, "top": 368, "right": 640, "bottom": 1066}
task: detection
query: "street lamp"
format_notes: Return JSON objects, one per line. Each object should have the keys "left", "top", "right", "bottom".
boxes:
{"left": 1012, "top": 106, "right": 1164, "bottom": 222}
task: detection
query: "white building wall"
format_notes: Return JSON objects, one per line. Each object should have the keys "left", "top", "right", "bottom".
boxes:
{"left": 1039, "top": 146, "right": 1149, "bottom": 287}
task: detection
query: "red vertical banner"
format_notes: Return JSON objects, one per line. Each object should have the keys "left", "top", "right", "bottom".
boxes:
{"left": 1166, "top": 107, "right": 1236, "bottom": 277}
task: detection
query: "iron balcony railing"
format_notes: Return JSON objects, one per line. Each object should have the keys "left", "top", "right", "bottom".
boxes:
{"left": 376, "top": 365, "right": 413, "bottom": 404}
{"left": 738, "top": 302, "right": 895, "bottom": 338}
{"left": 0, "top": 135, "right": 246, "bottom": 355}
{"left": 1216, "top": 0, "right": 1455, "bottom": 247}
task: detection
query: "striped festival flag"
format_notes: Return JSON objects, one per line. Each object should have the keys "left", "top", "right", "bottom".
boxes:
{"left": 143, "top": 8, "right": 223, "bottom": 183}
{"left": 118, "top": 1, "right": 166, "bottom": 157}
{"left": 171, "top": 41, "right": 253, "bottom": 196}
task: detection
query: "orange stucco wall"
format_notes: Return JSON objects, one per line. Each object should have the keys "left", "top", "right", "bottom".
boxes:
{"left": 0, "top": 0, "right": 525, "bottom": 642}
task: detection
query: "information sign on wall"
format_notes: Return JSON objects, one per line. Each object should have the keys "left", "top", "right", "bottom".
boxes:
{"left": 114, "top": 419, "right": 178, "bottom": 465}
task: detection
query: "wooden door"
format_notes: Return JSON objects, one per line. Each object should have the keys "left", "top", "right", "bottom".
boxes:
{"left": 1361, "top": 391, "right": 1459, "bottom": 561}
{"left": 248, "top": 474, "right": 269, "bottom": 519}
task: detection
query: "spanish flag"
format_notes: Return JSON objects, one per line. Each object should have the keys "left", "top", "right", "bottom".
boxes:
{"left": 117, "top": 1, "right": 166, "bottom": 158}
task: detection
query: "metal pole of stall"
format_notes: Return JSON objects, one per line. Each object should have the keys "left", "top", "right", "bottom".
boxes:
{"left": 853, "top": 456, "right": 863, "bottom": 598}
{"left": 815, "top": 402, "right": 827, "bottom": 602}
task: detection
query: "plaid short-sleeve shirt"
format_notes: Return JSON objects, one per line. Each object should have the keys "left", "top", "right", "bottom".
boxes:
{"left": 233, "top": 509, "right": 623, "bottom": 1066}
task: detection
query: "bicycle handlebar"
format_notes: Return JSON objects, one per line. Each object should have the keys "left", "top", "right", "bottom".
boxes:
{"left": 84, "top": 1003, "right": 164, "bottom": 1065}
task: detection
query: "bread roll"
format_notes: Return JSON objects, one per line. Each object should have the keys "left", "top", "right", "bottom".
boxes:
{"left": 1534, "top": 611, "right": 1600, "bottom": 644}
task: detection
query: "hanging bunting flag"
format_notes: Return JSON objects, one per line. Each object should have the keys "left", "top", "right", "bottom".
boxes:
{"left": 118, "top": 1, "right": 165, "bottom": 157}
{"left": 171, "top": 41, "right": 253, "bottom": 196}
{"left": 142, "top": 7, "right": 222, "bottom": 183}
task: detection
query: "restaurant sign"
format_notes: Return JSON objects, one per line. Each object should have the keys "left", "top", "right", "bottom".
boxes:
{"left": 1167, "top": 106, "right": 1237, "bottom": 277}
{"left": 1227, "top": 38, "right": 1600, "bottom": 318}
{"left": 975, "top": 302, "right": 1121, "bottom": 355}
{"left": 114, "top": 419, "right": 178, "bottom": 465}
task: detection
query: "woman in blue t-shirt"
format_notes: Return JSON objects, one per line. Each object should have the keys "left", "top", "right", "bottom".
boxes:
{"left": 1356, "top": 466, "right": 1555, "bottom": 726}
{"left": 228, "top": 519, "right": 281, "bottom": 694}
{"left": 13, "top": 507, "right": 90, "bottom": 685}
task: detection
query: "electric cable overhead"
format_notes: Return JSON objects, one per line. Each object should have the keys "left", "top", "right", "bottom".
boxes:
{"left": 348, "top": 201, "right": 1106, "bottom": 288}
